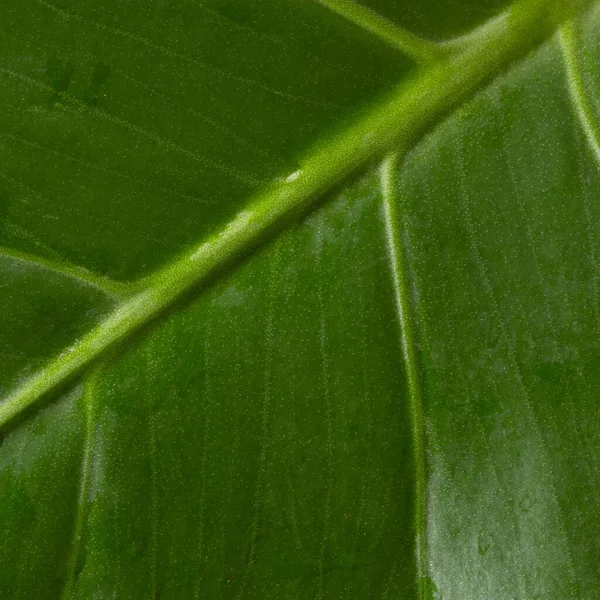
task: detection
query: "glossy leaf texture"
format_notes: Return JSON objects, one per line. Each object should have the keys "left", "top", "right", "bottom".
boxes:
{"left": 1, "top": 0, "right": 600, "bottom": 598}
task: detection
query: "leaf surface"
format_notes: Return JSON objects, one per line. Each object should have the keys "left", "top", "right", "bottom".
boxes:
{"left": 1, "top": 0, "right": 600, "bottom": 598}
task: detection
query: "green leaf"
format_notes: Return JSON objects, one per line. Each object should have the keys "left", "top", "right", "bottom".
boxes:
{"left": 1, "top": 0, "right": 599, "bottom": 598}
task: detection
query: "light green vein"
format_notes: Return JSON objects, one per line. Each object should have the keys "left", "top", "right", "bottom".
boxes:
{"left": 0, "top": 0, "right": 588, "bottom": 428}
{"left": 380, "top": 154, "right": 428, "bottom": 598}
{"left": 60, "top": 370, "right": 99, "bottom": 600}
{"left": 0, "top": 245, "right": 131, "bottom": 299}
{"left": 316, "top": 0, "right": 443, "bottom": 63}
{"left": 560, "top": 21, "right": 600, "bottom": 166}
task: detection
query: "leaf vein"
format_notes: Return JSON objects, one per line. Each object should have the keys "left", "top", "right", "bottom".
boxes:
{"left": 560, "top": 22, "right": 600, "bottom": 166}
{"left": 0, "top": 244, "right": 129, "bottom": 299}
{"left": 0, "top": 0, "right": 582, "bottom": 428}
{"left": 59, "top": 372, "right": 99, "bottom": 600}
{"left": 380, "top": 154, "right": 428, "bottom": 596}
{"left": 316, "top": 0, "right": 444, "bottom": 63}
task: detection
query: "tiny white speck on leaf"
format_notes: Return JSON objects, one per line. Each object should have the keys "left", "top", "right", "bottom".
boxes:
{"left": 286, "top": 170, "right": 301, "bottom": 182}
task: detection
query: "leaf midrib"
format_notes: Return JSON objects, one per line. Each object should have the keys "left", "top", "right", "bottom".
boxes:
{"left": 0, "top": 0, "right": 589, "bottom": 428}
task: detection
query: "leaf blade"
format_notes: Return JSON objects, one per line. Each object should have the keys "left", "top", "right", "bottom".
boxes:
{"left": 1, "top": 1, "right": 600, "bottom": 598}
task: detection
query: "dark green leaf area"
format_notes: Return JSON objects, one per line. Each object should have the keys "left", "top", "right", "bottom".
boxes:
{"left": 0, "top": 389, "right": 84, "bottom": 599}
{"left": 0, "top": 0, "right": 412, "bottom": 280}
{"left": 0, "top": 256, "right": 115, "bottom": 395}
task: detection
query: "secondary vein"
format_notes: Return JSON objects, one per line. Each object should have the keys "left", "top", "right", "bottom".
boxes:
{"left": 316, "top": 0, "right": 443, "bottom": 63}
{"left": 380, "top": 154, "right": 428, "bottom": 597}
{"left": 0, "top": 0, "right": 587, "bottom": 428}
{"left": 0, "top": 245, "right": 131, "bottom": 300}
{"left": 560, "top": 21, "right": 600, "bottom": 166}
{"left": 60, "top": 370, "right": 99, "bottom": 600}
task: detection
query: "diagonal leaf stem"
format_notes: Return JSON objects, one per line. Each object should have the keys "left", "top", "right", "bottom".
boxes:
{"left": 0, "top": 0, "right": 590, "bottom": 429}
